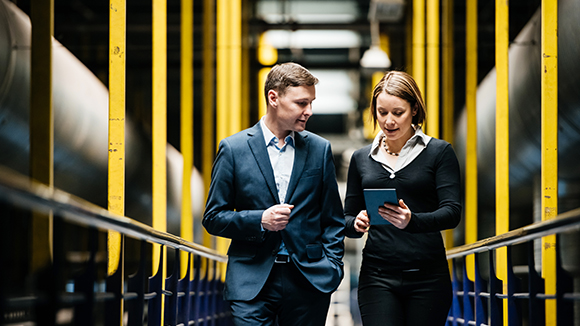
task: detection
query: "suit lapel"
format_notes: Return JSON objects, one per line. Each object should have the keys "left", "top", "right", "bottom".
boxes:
{"left": 247, "top": 124, "right": 280, "bottom": 203}
{"left": 284, "top": 132, "right": 308, "bottom": 203}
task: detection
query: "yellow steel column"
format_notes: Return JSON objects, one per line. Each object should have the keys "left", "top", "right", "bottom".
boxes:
{"left": 241, "top": 0, "right": 250, "bottom": 129}
{"left": 541, "top": 0, "right": 558, "bottom": 324}
{"left": 152, "top": 0, "right": 167, "bottom": 321}
{"left": 202, "top": 0, "right": 215, "bottom": 249}
{"left": 426, "top": 0, "right": 439, "bottom": 138}
{"left": 180, "top": 0, "right": 194, "bottom": 278}
{"left": 465, "top": 0, "right": 478, "bottom": 281}
{"left": 229, "top": 0, "right": 242, "bottom": 135}
{"left": 412, "top": 0, "right": 426, "bottom": 94}
{"left": 258, "top": 32, "right": 277, "bottom": 119}
{"left": 405, "top": 4, "right": 413, "bottom": 72}
{"left": 442, "top": 0, "right": 454, "bottom": 144}
{"left": 495, "top": 0, "right": 509, "bottom": 322}
{"left": 216, "top": 0, "right": 228, "bottom": 146}
{"left": 441, "top": 0, "right": 454, "bottom": 257}
{"left": 30, "top": 0, "right": 54, "bottom": 273}
{"left": 258, "top": 67, "right": 271, "bottom": 119}
{"left": 216, "top": 0, "right": 242, "bottom": 280}
{"left": 108, "top": 0, "right": 126, "bottom": 323}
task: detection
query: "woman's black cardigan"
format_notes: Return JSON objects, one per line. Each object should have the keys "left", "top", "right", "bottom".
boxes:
{"left": 344, "top": 138, "right": 462, "bottom": 271}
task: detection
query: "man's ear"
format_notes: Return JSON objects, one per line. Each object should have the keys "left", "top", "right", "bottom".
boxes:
{"left": 267, "top": 89, "right": 278, "bottom": 108}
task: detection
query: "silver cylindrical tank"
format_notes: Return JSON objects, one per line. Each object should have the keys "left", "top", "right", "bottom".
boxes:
{"left": 0, "top": 0, "right": 204, "bottom": 235}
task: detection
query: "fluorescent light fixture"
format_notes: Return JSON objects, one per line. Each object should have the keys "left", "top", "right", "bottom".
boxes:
{"left": 256, "top": 0, "right": 359, "bottom": 24}
{"left": 264, "top": 30, "right": 361, "bottom": 49}
{"left": 310, "top": 69, "right": 358, "bottom": 114}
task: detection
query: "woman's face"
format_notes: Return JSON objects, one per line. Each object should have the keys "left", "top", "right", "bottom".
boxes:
{"left": 375, "top": 92, "right": 417, "bottom": 142}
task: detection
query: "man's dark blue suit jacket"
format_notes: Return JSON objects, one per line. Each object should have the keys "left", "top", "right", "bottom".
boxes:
{"left": 203, "top": 122, "right": 345, "bottom": 301}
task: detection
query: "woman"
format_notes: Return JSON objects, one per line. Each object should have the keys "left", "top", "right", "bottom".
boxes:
{"left": 344, "top": 71, "right": 461, "bottom": 326}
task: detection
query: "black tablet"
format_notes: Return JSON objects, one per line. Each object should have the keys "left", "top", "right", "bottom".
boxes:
{"left": 363, "top": 188, "right": 399, "bottom": 225}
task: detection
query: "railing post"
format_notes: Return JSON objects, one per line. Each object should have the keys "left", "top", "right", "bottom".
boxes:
{"left": 127, "top": 240, "right": 148, "bottom": 326}
{"left": 164, "top": 249, "right": 180, "bottom": 325}
{"left": 148, "top": 246, "right": 165, "bottom": 326}
{"left": 506, "top": 247, "right": 521, "bottom": 325}
{"left": 488, "top": 250, "right": 502, "bottom": 325}
{"left": 449, "top": 261, "right": 461, "bottom": 326}
{"left": 462, "top": 257, "right": 474, "bottom": 324}
{"left": 474, "top": 253, "right": 487, "bottom": 325}
{"left": 105, "top": 234, "right": 124, "bottom": 326}
{"left": 178, "top": 253, "right": 193, "bottom": 325}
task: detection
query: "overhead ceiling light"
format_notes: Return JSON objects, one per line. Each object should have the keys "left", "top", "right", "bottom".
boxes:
{"left": 256, "top": 0, "right": 359, "bottom": 24}
{"left": 264, "top": 30, "right": 361, "bottom": 49}
{"left": 360, "top": 45, "right": 391, "bottom": 69}
{"left": 360, "top": 20, "right": 391, "bottom": 69}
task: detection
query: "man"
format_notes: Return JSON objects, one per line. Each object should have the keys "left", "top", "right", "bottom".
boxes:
{"left": 203, "top": 62, "right": 345, "bottom": 325}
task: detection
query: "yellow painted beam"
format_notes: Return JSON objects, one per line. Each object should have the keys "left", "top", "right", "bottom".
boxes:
{"left": 441, "top": 0, "right": 454, "bottom": 260}
{"left": 108, "top": 0, "right": 126, "bottom": 278}
{"left": 216, "top": 0, "right": 241, "bottom": 281}
{"left": 541, "top": 0, "right": 558, "bottom": 324}
{"left": 465, "top": 0, "right": 478, "bottom": 282}
{"left": 216, "top": 0, "right": 229, "bottom": 146}
{"left": 442, "top": 0, "right": 454, "bottom": 145}
{"left": 258, "top": 67, "right": 271, "bottom": 119}
{"left": 152, "top": 0, "right": 167, "bottom": 321}
{"left": 180, "top": 0, "right": 194, "bottom": 279}
{"left": 426, "top": 0, "right": 439, "bottom": 138}
{"left": 229, "top": 0, "right": 242, "bottom": 135}
{"left": 30, "top": 0, "right": 54, "bottom": 273}
{"left": 202, "top": 0, "right": 215, "bottom": 249}
{"left": 108, "top": 1, "right": 126, "bottom": 322}
{"left": 412, "top": 0, "right": 425, "bottom": 95}
{"left": 495, "top": 0, "right": 509, "bottom": 322}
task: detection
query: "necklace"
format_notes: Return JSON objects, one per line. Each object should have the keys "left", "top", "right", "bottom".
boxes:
{"left": 382, "top": 137, "right": 399, "bottom": 156}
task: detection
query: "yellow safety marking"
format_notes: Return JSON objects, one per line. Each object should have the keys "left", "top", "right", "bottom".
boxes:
{"left": 541, "top": 0, "right": 558, "bottom": 324}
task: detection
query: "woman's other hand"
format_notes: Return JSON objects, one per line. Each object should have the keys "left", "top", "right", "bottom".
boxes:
{"left": 379, "top": 199, "right": 412, "bottom": 229}
{"left": 354, "top": 210, "right": 370, "bottom": 233}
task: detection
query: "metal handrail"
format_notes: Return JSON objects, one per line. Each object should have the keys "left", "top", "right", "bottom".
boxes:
{"left": 446, "top": 206, "right": 580, "bottom": 259}
{"left": 0, "top": 166, "right": 227, "bottom": 262}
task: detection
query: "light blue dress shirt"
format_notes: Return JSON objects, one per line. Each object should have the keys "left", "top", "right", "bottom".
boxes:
{"left": 260, "top": 118, "right": 295, "bottom": 255}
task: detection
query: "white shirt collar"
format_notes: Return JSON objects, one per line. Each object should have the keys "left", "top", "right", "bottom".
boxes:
{"left": 260, "top": 117, "right": 295, "bottom": 147}
{"left": 369, "top": 125, "right": 431, "bottom": 156}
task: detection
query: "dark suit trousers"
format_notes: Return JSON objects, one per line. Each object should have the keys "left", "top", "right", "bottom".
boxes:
{"left": 229, "top": 262, "right": 332, "bottom": 326}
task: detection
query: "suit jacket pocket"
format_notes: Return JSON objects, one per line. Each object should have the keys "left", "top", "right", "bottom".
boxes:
{"left": 227, "top": 240, "right": 257, "bottom": 258}
{"left": 301, "top": 168, "right": 321, "bottom": 178}
{"left": 306, "top": 243, "right": 323, "bottom": 262}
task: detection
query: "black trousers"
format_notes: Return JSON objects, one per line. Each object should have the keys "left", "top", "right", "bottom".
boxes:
{"left": 229, "top": 262, "right": 332, "bottom": 326}
{"left": 357, "top": 263, "right": 452, "bottom": 326}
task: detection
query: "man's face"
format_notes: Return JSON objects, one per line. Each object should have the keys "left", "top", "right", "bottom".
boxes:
{"left": 273, "top": 85, "right": 316, "bottom": 133}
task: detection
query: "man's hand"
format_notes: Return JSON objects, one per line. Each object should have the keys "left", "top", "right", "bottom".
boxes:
{"left": 261, "top": 204, "right": 294, "bottom": 231}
